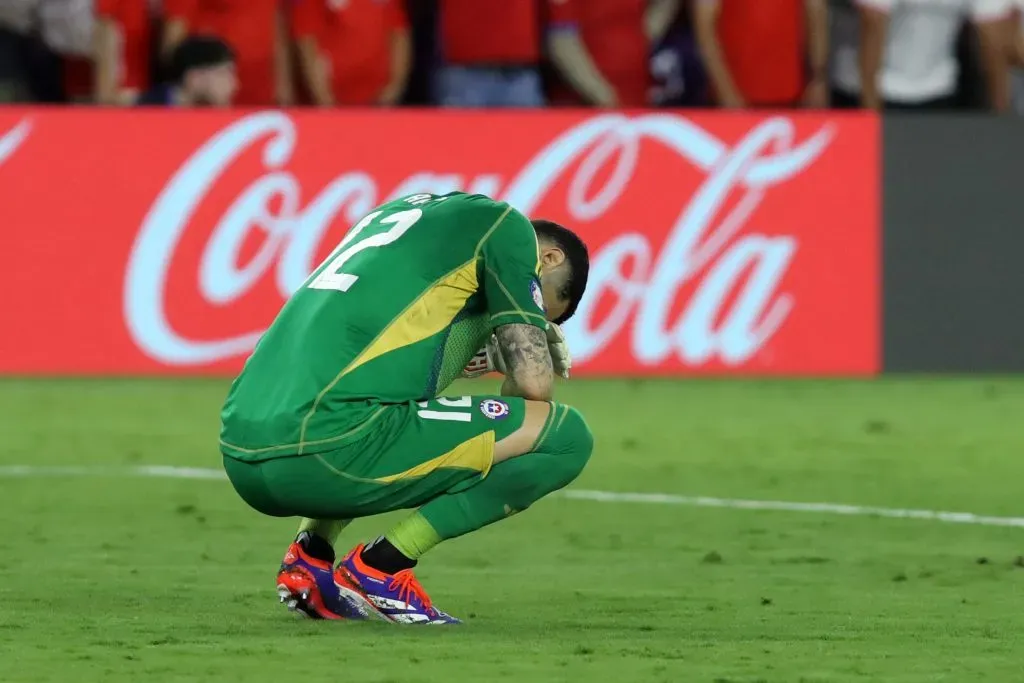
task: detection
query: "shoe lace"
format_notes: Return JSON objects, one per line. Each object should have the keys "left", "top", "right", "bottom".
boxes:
{"left": 388, "top": 569, "right": 433, "bottom": 611}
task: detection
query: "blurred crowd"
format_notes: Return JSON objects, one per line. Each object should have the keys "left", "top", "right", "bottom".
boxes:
{"left": 1, "top": 0, "right": 1023, "bottom": 112}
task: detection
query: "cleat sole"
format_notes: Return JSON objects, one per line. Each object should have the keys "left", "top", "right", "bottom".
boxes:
{"left": 276, "top": 570, "right": 346, "bottom": 621}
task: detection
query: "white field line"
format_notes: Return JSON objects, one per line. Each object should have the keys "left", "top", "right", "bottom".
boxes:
{"left": 2, "top": 465, "right": 1024, "bottom": 529}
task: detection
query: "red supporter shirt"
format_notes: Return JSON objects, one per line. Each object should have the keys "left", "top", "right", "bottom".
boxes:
{"left": 97, "top": 0, "right": 151, "bottom": 91}
{"left": 547, "top": 0, "right": 649, "bottom": 106}
{"left": 716, "top": 0, "right": 805, "bottom": 105}
{"left": 164, "top": 0, "right": 280, "bottom": 105}
{"left": 65, "top": 0, "right": 150, "bottom": 100}
{"left": 292, "top": 0, "right": 407, "bottom": 104}
{"left": 440, "top": 0, "right": 540, "bottom": 65}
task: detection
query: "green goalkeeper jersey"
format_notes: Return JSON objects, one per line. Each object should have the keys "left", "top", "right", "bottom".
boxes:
{"left": 220, "top": 192, "right": 548, "bottom": 460}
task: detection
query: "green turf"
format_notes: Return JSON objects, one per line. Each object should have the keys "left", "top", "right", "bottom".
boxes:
{"left": 2, "top": 378, "right": 1024, "bottom": 682}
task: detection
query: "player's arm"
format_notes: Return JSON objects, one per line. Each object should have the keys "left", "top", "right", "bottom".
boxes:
{"left": 645, "top": 0, "right": 680, "bottom": 43}
{"left": 291, "top": 0, "right": 334, "bottom": 106}
{"left": 546, "top": 0, "right": 617, "bottom": 106}
{"left": 971, "top": 0, "right": 1014, "bottom": 112}
{"left": 275, "top": 5, "right": 296, "bottom": 106}
{"left": 479, "top": 205, "right": 554, "bottom": 401}
{"left": 494, "top": 324, "right": 554, "bottom": 402}
{"left": 803, "top": 0, "right": 829, "bottom": 107}
{"left": 92, "top": 9, "right": 120, "bottom": 105}
{"left": 378, "top": 2, "right": 412, "bottom": 105}
{"left": 161, "top": 0, "right": 194, "bottom": 61}
{"left": 692, "top": 0, "right": 745, "bottom": 108}
{"left": 856, "top": 0, "right": 891, "bottom": 109}
{"left": 1014, "top": 9, "right": 1024, "bottom": 67}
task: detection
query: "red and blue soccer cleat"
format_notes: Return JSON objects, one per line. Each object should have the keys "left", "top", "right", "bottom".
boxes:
{"left": 275, "top": 541, "right": 366, "bottom": 620}
{"left": 334, "top": 544, "right": 461, "bottom": 625}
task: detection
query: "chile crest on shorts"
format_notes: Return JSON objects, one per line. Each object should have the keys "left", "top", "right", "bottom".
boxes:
{"left": 480, "top": 399, "right": 510, "bottom": 420}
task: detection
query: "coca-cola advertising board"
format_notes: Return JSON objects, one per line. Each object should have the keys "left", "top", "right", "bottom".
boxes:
{"left": 0, "top": 109, "right": 879, "bottom": 376}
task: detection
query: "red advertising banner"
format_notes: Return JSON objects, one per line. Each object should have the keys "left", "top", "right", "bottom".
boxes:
{"left": 0, "top": 109, "right": 879, "bottom": 376}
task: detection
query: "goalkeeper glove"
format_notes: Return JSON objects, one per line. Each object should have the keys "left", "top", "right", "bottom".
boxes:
{"left": 462, "top": 337, "right": 506, "bottom": 378}
{"left": 546, "top": 323, "right": 571, "bottom": 379}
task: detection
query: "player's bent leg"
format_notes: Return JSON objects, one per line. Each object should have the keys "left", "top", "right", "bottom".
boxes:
{"left": 227, "top": 396, "right": 590, "bottom": 624}
{"left": 492, "top": 399, "right": 552, "bottom": 463}
{"left": 275, "top": 518, "right": 357, "bottom": 620}
{"left": 380, "top": 400, "right": 585, "bottom": 558}
{"left": 417, "top": 402, "right": 594, "bottom": 539}
{"left": 337, "top": 402, "right": 594, "bottom": 624}
{"left": 275, "top": 537, "right": 356, "bottom": 620}
{"left": 222, "top": 456, "right": 366, "bottom": 621}
{"left": 294, "top": 517, "right": 350, "bottom": 563}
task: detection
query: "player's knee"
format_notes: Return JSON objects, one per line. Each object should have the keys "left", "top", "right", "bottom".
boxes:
{"left": 558, "top": 405, "right": 594, "bottom": 463}
{"left": 536, "top": 404, "right": 594, "bottom": 487}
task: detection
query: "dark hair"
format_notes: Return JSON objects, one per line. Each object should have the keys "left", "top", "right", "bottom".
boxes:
{"left": 169, "top": 35, "right": 235, "bottom": 84}
{"left": 531, "top": 219, "right": 589, "bottom": 324}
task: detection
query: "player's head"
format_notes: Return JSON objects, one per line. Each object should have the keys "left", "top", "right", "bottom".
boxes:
{"left": 531, "top": 219, "right": 590, "bottom": 325}
{"left": 171, "top": 36, "right": 238, "bottom": 107}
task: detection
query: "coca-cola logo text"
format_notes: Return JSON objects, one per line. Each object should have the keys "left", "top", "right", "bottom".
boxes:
{"left": 122, "top": 111, "right": 833, "bottom": 368}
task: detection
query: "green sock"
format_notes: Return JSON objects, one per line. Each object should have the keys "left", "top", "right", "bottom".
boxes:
{"left": 385, "top": 512, "right": 442, "bottom": 560}
{"left": 416, "top": 404, "right": 593, "bottom": 546}
{"left": 296, "top": 518, "right": 350, "bottom": 546}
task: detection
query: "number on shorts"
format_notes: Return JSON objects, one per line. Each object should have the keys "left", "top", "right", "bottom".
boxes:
{"left": 307, "top": 208, "right": 423, "bottom": 292}
{"left": 417, "top": 396, "right": 473, "bottom": 422}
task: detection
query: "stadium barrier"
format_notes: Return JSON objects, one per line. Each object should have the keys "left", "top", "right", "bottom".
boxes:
{"left": 0, "top": 108, "right": 891, "bottom": 376}
{"left": 881, "top": 116, "right": 1024, "bottom": 373}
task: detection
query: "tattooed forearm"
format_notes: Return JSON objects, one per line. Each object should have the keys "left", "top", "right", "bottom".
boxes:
{"left": 495, "top": 324, "right": 553, "bottom": 375}
{"left": 494, "top": 323, "right": 554, "bottom": 400}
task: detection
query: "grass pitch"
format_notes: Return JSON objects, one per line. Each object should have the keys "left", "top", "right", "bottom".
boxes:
{"left": 1, "top": 378, "right": 1024, "bottom": 682}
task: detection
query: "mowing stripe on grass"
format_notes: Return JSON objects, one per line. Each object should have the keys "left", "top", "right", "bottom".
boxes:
{"left": 3, "top": 464, "right": 1024, "bottom": 529}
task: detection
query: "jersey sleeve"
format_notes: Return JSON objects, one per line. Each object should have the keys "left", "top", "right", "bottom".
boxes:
{"left": 479, "top": 207, "right": 549, "bottom": 332}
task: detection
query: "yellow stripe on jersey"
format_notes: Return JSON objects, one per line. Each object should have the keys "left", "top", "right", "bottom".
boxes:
{"left": 296, "top": 258, "right": 479, "bottom": 453}
{"left": 345, "top": 258, "right": 479, "bottom": 377}
{"left": 373, "top": 431, "right": 494, "bottom": 483}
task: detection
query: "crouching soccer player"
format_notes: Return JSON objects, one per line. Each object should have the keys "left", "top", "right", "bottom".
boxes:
{"left": 219, "top": 192, "right": 593, "bottom": 624}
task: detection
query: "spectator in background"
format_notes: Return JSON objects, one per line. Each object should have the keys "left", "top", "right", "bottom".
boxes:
{"left": 0, "top": 0, "right": 36, "bottom": 102}
{"left": 650, "top": 0, "right": 711, "bottom": 106}
{"left": 291, "top": 0, "right": 411, "bottom": 107}
{"left": 162, "top": 0, "right": 292, "bottom": 106}
{"left": 694, "top": 0, "right": 829, "bottom": 108}
{"left": 1011, "top": 0, "right": 1024, "bottom": 112}
{"left": 435, "top": 0, "right": 545, "bottom": 107}
{"left": 93, "top": 0, "right": 152, "bottom": 105}
{"left": 39, "top": 0, "right": 95, "bottom": 102}
{"left": 547, "top": 0, "right": 680, "bottom": 107}
{"left": 831, "top": 0, "right": 1012, "bottom": 111}
{"left": 138, "top": 34, "right": 236, "bottom": 105}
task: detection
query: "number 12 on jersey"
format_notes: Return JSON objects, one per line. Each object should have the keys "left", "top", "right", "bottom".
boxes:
{"left": 307, "top": 208, "right": 423, "bottom": 293}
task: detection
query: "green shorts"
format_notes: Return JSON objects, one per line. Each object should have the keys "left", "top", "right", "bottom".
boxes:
{"left": 222, "top": 395, "right": 539, "bottom": 519}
